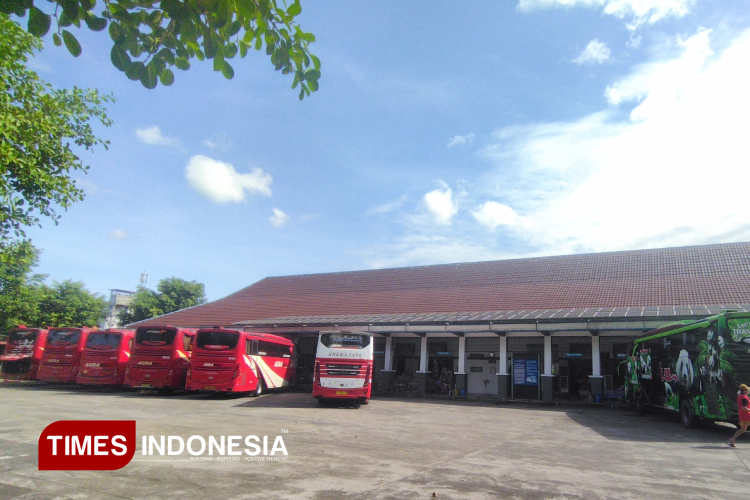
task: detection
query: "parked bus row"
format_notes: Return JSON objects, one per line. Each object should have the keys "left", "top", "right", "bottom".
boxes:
{"left": 0, "top": 326, "right": 374, "bottom": 403}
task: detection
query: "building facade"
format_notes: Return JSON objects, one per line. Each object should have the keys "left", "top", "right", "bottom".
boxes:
{"left": 130, "top": 242, "right": 750, "bottom": 401}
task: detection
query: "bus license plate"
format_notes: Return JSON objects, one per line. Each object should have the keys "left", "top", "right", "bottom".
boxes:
{"left": 140, "top": 384, "right": 151, "bottom": 388}
{"left": 336, "top": 391, "right": 348, "bottom": 395}
{"left": 205, "top": 385, "right": 215, "bottom": 390}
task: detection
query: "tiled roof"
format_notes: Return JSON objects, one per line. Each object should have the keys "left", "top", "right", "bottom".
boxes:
{"left": 129, "top": 241, "right": 750, "bottom": 328}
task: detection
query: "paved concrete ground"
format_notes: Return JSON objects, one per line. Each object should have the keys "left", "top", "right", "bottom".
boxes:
{"left": 0, "top": 383, "right": 748, "bottom": 500}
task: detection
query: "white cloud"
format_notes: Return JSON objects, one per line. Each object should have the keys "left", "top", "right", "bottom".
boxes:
{"left": 447, "top": 133, "right": 475, "bottom": 147}
{"left": 424, "top": 184, "right": 458, "bottom": 225}
{"left": 136, "top": 125, "right": 177, "bottom": 146}
{"left": 472, "top": 202, "right": 524, "bottom": 230}
{"left": 269, "top": 208, "right": 290, "bottom": 227}
{"left": 108, "top": 229, "right": 127, "bottom": 240}
{"left": 517, "top": 0, "right": 695, "bottom": 28}
{"left": 184, "top": 155, "right": 272, "bottom": 203}
{"left": 477, "top": 27, "right": 750, "bottom": 254}
{"left": 573, "top": 39, "right": 611, "bottom": 65}
{"left": 366, "top": 195, "right": 408, "bottom": 216}
{"left": 202, "top": 135, "right": 232, "bottom": 152}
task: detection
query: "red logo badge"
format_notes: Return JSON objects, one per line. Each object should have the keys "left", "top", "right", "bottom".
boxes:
{"left": 38, "top": 420, "right": 136, "bottom": 470}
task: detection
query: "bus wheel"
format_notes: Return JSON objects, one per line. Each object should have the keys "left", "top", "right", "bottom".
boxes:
{"left": 680, "top": 399, "right": 697, "bottom": 429}
{"left": 637, "top": 394, "right": 647, "bottom": 416}
{"left": 253, "top": 380, "right": 264, "bottom": 397}
{"left": 318, "top": 398, "right": 326, "bottom": 406}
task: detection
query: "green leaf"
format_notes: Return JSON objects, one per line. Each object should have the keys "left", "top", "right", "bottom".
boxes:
{"left": 150, "top": 57, "right": 166, "bottom": 76}
{"left": 58, "top": 10, "right": 74, "bottom": 28}
{"left": 254, "top": 36, "right": 262, "bottom": 50}
{"left": 28, "top": 7, "right": 51, "bottom": 37}
{"left": 62, "top": 30, "right": 82, "bottom": 57}
{"left": 110, "top": 45, "right": 131, "bottom": 71}
{"left": 52, "top": 33, "right": 63, "bottom": 47}
{"left": 310, "top": 54, "right": 320, "bottom": 71}
{"left": 157, "top": 48, "right": 175, "bottom": 65}
{"left": 160, "top": 69, "right": 175, "bottom": 86}
{"left": 239, "top": 41, "right": 247, "bottom": 58}
{"left": 308, "top": 79, "right": 318, "bottom": 92}
{"left": 174, "top": 57, "right": 190, "bottom": 70}
{"left": 140, "top": 64, "right": 158, "bottom": 89}
{"left": 225, "top": 42, "right": 238, "bottom": 59}
{"left": 235, "top": 0, "right": 256, "bottom": 18}
{"left": 226, "top": 21, "right": 242, "bottom": 37}
{"left": 221, "top": 61, "right": 234, "bottom": 79}
{"left": 287, "top": 2, "right": 301, "bottom": 17}
{"left": 213, "top": 55, "right": 224, "bottom": 72}
{"left": 125, "top": 61, "right": 145, "bottom": 81}
{"left": 305, "top": 69, "right": 320, "bottom": 81}
{"left": 85, "top": 16, "right": 108, "bottom": 32}
{"left": 299, "top": 87, "right": 304, "bottom": 100}
{"left": 108, "top": 22, "right": 126, "bottom": 43}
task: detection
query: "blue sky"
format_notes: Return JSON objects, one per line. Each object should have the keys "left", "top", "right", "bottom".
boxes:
{"left": 18, "top": 0, "right": 750, "bottom": 301}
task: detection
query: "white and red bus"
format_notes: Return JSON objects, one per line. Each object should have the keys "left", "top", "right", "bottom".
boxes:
{"left": 36, "top": 327, "right": 95, "bottom": 383}
{"left": 76, "top": 329, "right": 135, "bottom": 386}
{"left": 0, "top": 326, "right": 48, "bottom": 381}
{"left": 124, "top": 326, "right": 195, "bottom": 391}
{"left": 186, "top": 327, "right": 297, "bottom": 395}
{"left": 313, "top": 331, "right": 373, "bottom": 404}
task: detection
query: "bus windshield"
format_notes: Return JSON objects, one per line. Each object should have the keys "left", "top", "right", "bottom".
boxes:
{"left": 197, "top": 331, "right": 239, "bottom": 350}
{"left": 86, "top": 333, "right": 122, "bottom": 350}
{"left": 47, "top": 330, "right": 81, "bottom": 345}
{"left": 320, "top": 333, "right": 371, "bottom": 349}
{"left": 136, "top": 328, "right": 177, "bottom": 346}
{"left": 9, "top": 330, "right": 39, "bottom": 345}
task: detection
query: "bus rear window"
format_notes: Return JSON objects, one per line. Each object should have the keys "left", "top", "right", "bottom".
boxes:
{"left": 136, "top": 328, "right": 177, "bottom": 346}
{"left": 9, "top": 330, "right": 38, "bottom": 345}
{"left": 320, "top": 333, "right": 371, "bottom": 349}
{"left": 197, "top": 331, "right": 239, "bottom": 350}
{"left": 48, "top": 330, "right": 81, "bottom": 345}
{"left": 86, "top": 333, "right": 122, "bottom": 350}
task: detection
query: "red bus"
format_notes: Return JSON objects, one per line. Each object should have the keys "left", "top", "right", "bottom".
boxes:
{"left": 0, "top": 326, "right": 48, "bottom": 380}
{"left": 124, "top": 326, "right": 196, "bottom": 391}
{"left": 36, "top": 327, "right": 94, "bottom": 383}
{"left": 76, "top": 329, "right": 135, "bottom": 386}
{"left": 313, "top": 331, "right": 374, "bottom": 404}
{"left": 186, "top": 327, "right": 296, "bottom": 395}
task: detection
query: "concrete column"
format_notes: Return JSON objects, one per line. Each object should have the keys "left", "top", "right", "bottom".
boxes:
{"left": 419, "top": 336, "right": 428, "bottom": 372}
{"left": 416, "top": 336, "right": 428, "bottom": 395}
{"left": 384, "top": 336, "right": 393, "bottom": 371}
{"left": 455, "top": 336, "right": 467, "bottom": 394}
{"left": 380, "top": 336, "right": 396, "bottom": 393}
{"left": 590, "top": 333, "right": 603, "bottom": 397}
{"left": 541, "top": 334, "right": 554, "bottom": 402}
{"left": 497, "top": 335, "right": 509, "bottom": 398}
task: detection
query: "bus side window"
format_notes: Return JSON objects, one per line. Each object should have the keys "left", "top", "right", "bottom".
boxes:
{"left": 129, "top": 338, "right": 133, "bottom": 351}
{"left": 183, "top": 334, "right": 193, "bottom": 352}
{"left": 251, "top": 339, "right": 258, "bottom": 356}
{"left": 281, "top": 344, "right": 292, "bottom": 358}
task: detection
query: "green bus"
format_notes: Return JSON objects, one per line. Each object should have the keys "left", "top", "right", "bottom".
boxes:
{"left": 624, "top": 311, "right": 750, "bottom": 428}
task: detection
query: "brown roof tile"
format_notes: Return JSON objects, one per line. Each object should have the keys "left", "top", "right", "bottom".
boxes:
{"left": 130, "top": 241, "right": 750, "bottom": 328}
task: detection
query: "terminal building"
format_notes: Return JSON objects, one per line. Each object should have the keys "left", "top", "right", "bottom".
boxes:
{"left": 130, "top": 241, "right": 750, "bottom": 402}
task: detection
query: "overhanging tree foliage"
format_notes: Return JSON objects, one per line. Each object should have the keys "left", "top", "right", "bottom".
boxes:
{"left": 36, "top": 279, "right": 108, "bottom": 328}
{"left": 2, "top": 0, "right": 321, "bottom": 98}
{"left": 0, "top": 14, "right": 113, "bottom": 240}
{"left": 119, "top": 276, "right": 206, "bottom": 325}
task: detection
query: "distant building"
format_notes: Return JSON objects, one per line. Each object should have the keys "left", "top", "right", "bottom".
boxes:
{"left": 103, "top": 289, "right": 135, "bottom": 329}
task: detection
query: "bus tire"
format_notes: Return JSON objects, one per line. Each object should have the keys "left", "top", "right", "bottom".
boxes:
{"left": 680, "top": 399, "right": 697, "bottom": 429}
{"left": 318, "top": 398, "right": 326, "bottom": 406}
{"left": 637, "top": 393, "right": 647, "bottom": 416}
{"left": 253, "top": 379, "right": 264, "bottom": 397}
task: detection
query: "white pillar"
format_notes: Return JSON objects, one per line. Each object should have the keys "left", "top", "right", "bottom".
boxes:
{"left": 592, "top": 335, "right": 601, "bottom": 377}
{"left": 419, "top": 336, "right": 428, "bottom": 372}
{"left": 384, "top": 336, "right": 393, "bottom": 371}
{"left": 458, "top": 336, "right": 466, "bottom": 373}
{"left": 499, "top": 336, "right": 507, "bottom": 374}
{"left": 544, "top": 335, "right": 552, "bottom": 376}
